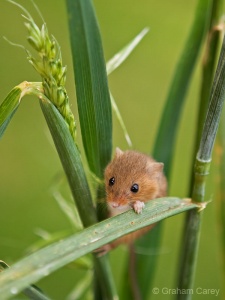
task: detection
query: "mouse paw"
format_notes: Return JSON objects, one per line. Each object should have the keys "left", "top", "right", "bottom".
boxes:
{"left": 133, "top": 201, "right": 145, "bottom": 214}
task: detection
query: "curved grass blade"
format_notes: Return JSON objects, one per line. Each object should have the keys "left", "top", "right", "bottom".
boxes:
{"left": 177, "top": 32, "right": 225, "bottom": 299}
{"left": 66, "top": 0, "right": 112, "bottom": 179}
{"left": 106, "top": 27, "right": 149, "bottom": 75}
{"left": 0, "top": 261, "right": 50, "bottom": 300}
{"left": 177, "top": 2, "right": 223, "bottom": 299}
{"left": 110, "top": 92, "right": 132, "bottom": 148}
{"left": 0, "top": 83, "right": 97, "bottom": 227}
{"left": 0, "top": 88, "right": 20, "bottom": 138}
{"left": 0, "top": 197, "right": 199, "bottom": 299}
{"left": 129, "top": 0, "right": 213, "bottom": 299}
{"left": 66, "top": 270, "right": 92, "bottom": 300}
{"left": 153, "top": 0, "right": 212, "bottom": 172}
{"left": 195, "top": 1, "right": 222, "bottom": 149}
{"left": 40, "top": 98, "right": 97, "bottom": 227}
{"left": 0, "top": 82, "right": 40, "bottom": 139}
{"left": 106, "top": 28, "right": 149, "bottom": 148}
{"left": 40, "top": 98, "right": 117, "bottom": 300}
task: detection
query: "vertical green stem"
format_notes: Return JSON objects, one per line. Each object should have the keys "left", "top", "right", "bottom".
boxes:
{"left": 94, "top": 182, "right": 118, "bottom": 300}
{"left": 40, "top": 100, "right": 117, "bottom": 299}
{"left": 196, "top": 0, "right": 222, "bottom": 147}
{"left": 125, "top": 1, "right": 212, "bottom": 299}
{"left": 93, "top": 256, "right": 118, "bottom": 300}
{"left": 217, "top": 115, "right": 225, "bottom": 288}
{"left": 177, "top": 6, "right": 225, "bottom": 296}
{"left": 153, "top": 0, "right": 212, "bottom": 174}
{"left": 177, "top": 210, "right": 202, "bottom": 296}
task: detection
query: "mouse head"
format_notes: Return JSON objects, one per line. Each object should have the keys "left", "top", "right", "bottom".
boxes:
{"left": 104, "top": 148, "right": 164, "bottom": 211}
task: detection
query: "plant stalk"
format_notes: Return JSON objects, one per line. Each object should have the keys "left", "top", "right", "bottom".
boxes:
{"left": 177, "top": 14, "right": 225, "bottom": 297}
{"left": 129, "top": 0, "right": 212, "bottom": 299}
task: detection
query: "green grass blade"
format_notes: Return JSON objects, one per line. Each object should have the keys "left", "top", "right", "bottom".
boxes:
{"left": 0, "top": 261, "right": 51, "bottom": 300}
{"left": 0, "top": 82, "right": 97, "bottom": 227}
{"left": 176, "top": 4, "right": 223, "bottom": 299}
{"left": 106, "top": 28, "right": 149, "bottom": 148}
{"left": 0, "top": 197, "right": 198, "bottom": 299}
{"left": 177, "top": 31, "right": 225, "bottom": 299}
{"left": 40, "top": 98, "right": 117, "bottom": 300}
{"left": 129, "top": 1, "right": 212, "bottom": 299}
{"left": 195, "top": 1, "right": 222, "bottom": 148}
{"left": 7, "top": 1, "right": 77, "bottom": 142}
{"left": 66, "top": 270, "right": 92, "bottom": 300}
{"left": 23, "top": 286, "right": 51, "bottom": 300}
{"left": 0, "top": 83, "right": 25, "bottom": 138}
{"left": 0, "top": 82, "right": 43, "bottom": 139}
{"left": 153, "top": 0, "right": 211, "bottom": 172}
{"left": 216, "top": 113, "right": 225, "bottom": 287}
{"left": 40, "top": 98, "right": 97, "bottom": 227}
{"left": 110, "top": 92, "right": 132, "bottom": 148}
{"left": 197, "top": 36, "right": 225, "bottom": 162}
{"left": 66, "top": 0, "right": 112, "bottom": 179}
{"left": 106, "top": 28, "right": 149, "bottom": 75}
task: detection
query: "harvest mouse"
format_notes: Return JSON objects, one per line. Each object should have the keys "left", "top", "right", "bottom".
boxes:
{"left": 102, "top": 147, "right": 167, "bottom": 252}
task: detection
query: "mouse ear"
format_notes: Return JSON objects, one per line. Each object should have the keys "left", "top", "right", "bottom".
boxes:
{"left": 147, "top": 161, "right": 164, "bottom": 177}
{"left": 115, "top": 147, "right": 124, "bottom": 157}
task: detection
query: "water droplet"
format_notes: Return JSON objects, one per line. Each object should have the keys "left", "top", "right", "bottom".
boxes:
{"left": 10, "top": 287, "right": 18, "bottom": 295}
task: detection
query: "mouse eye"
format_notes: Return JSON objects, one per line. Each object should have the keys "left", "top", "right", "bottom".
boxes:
{"left": 109, "top": 177, "right": 115, "bottom": 186}
{"left": 131, "top": 183, "right": 139, "bottom": 193}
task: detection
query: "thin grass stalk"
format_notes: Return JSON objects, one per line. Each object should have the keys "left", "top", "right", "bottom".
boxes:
{"left": 176, "top": 4, "right": 222, "bottom": 295}
{"left": 106, "top": 28, "right": 149, "bottom": 148}
{"left": 195, "top": 0, "right": 222, "bottom": 148}
{"left": 177, "top": 3, "right": 222, "bottom": 295}
{"left": 177, "top": 32, "right": 225, "bottom": 300}
{"left": 186, "top": 0, "right": 223, "bottom": 200}
{"left": 128, "top": 1, "right": 212, "bottom": 299}
{"left": 95, "top": 182, "right": 117, "bottom": 300}
{"left": 216, "top": 113, "right": 225, "bottom": 291}
{"left": 153, "top": 0, "right": 212, "bottom": 173}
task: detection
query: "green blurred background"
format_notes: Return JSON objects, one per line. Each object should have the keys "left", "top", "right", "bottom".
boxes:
{"left": 0, "top": 0, "right": 223, "bottom": 299}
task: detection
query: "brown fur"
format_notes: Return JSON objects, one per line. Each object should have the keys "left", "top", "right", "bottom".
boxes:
{"left": 104, "top": 148, "right": 167, "bottom": 250}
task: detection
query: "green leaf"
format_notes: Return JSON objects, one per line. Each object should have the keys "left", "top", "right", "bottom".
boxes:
{"left": 0, "top": 81, "right": 43, "bottom": 139}
{"left": 66, "top": 0, "right": 112, "bottom": 179}
{"left": 106, "top": 28, "right": 149, "bottom": 148}
{"left": 130, "top": 0, "right": 212, "bottom": 299}
{"left": 196, "top": 0, "right": 222, "bottom": 148}
{"left": 0, "top": 261, "right": 51, "bottom": 300}
{"left": 66, "top": 270, "right": 92, "bottom": 300}
{"left": 216, "top": 112, "right": 225, "bottom": 286}
{"left": 40, "top": 98, "right": 97, "bottom": 227}
{"left": 0, "top": 81, "right": 96, "bottom": 228}
{"left": 0, "top": 83, "right": 24, "bottom": 138}
{"left": 153, "top": 0, "right": 212, "bottom": 173}
{"left": 106, "top": 27, "right": 149, "bottom": 75}
{"left": 0, "top": 197, "right": 198, "bottom": 299}
{"left": 40, "top": 98, "right": 117, "bottom": 299}
{"left": 110, "top": 92, "right": 132, "bottom": 148}
{"left": 197, "top": 34, "right": 225, "bottom": 162}
{"left": 177, "top": 26, "right": 225, "bottom": 297}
